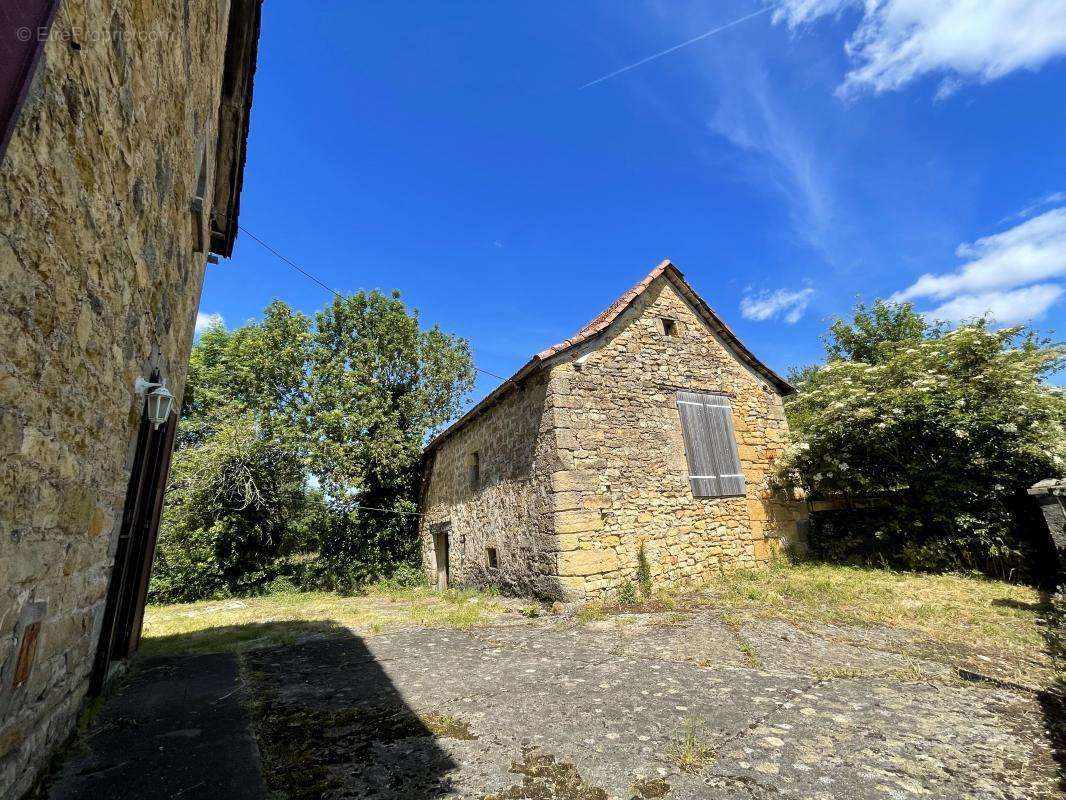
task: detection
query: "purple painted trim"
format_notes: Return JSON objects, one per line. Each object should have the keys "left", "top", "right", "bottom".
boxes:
{"left": 0, "top": 0, "right": 61, "bottom": 164}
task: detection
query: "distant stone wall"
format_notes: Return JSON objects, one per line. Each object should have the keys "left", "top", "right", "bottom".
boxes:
{"left": 0, "top": 2, "right": 232, "bottom": 796}
{"left": 419, "top": 373, "right": 564, "bottom": 598}
{"left": 542, "top": 278, "right": 802, "bottom": 600}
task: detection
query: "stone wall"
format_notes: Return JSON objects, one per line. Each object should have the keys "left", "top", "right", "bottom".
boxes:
{"left": 0, "top": 2, "right": 233, "bottom": 796}
{"left": 420, "top": 274, "right": 804, "bottom": 603}
{"left": 420, "top": 373, "right": 566, "bottom": 598}
{"left": 544, "top": 278, "right": 801, "bottom": 599}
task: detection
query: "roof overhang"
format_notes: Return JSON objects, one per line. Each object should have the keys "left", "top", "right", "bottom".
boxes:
{"left": 209, "top": 0, "right": 263, "bottom": 257}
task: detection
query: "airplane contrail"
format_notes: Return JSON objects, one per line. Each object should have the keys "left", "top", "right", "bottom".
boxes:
{"left": 580, "top": 6, "right": 772, "bottom": 89}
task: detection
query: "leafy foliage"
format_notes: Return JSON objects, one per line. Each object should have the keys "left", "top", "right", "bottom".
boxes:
{"left": 302, "top": 292, "right": 474, "bottom": 590}
{"left": 823, "top": 298, "right": 927, "bottom": 364}
{"left": 150, "top": 413, "right": 323, "bottom": 602}
{"left": 781, "top": 301, "right": 1066, "bottom": 579}
{"left": 150, "top": 291, "right": 474, "bottom": 601}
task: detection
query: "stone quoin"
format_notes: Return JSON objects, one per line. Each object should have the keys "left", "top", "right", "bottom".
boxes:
{"left": 418, "top": 261, "right": 807, "bottom": 601}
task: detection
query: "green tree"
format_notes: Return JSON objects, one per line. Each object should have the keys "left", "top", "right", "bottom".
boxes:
{"left": 824, "top": 299, "right": 928, "bottom": 364}
{"left": 150, "top": 413, "right": 319, "bottom": 602}
{"left": 781, "top": 304, "right": 1066, "bottom": 578}
{"left": 153, "top": 291, "right": 475, "bottom": 599}
{"left": 303, "top": 291, "right": 475, "bottom": 588}
{"left": 181, "top": 301, "right": 311, "bottom": 447}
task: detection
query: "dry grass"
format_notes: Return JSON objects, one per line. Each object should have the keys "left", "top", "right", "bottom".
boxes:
{"left": 575, "top": 560, "right": 1057, "bottom": 688}
{"left": 140, "top": 584, "right": 507, "bottom": 656}
{"left": 699, "top": 561, "right": 1049, "bottom": 659}
{"left": 667, "top": 720, "right": 716, "bottom": 773}
{"left": 694, "top": 560, "right": 1061, "bottom": 689}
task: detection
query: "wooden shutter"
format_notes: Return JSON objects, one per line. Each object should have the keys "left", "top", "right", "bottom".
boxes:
{"left": 676, "top": 391, "right": 746, "bottom": 498}
{"left": 90, "top": 403, "right": 178, "bottom": 694}
{"left": 0, "top": 0, "right": 60, "bottom": 164}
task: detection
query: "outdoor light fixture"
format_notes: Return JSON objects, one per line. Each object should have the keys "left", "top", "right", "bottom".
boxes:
{"left": 134, "top": 377, "right": 175, "bottom": 429}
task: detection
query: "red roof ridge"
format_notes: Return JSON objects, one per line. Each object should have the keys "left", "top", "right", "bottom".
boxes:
{"left": 534, "top": 259, "right": 675, "bottom": 360}
{"left": 424, "top": 259, "right": 791, "bottom": 453}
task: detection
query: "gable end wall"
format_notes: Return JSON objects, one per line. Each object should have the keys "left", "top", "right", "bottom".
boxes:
{"left": 543, "top": 276, "right": 804, "bottom": 599}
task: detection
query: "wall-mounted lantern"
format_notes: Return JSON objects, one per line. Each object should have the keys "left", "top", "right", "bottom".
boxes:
{"left": 134, "top": 377, "right": 174, "bottom": 429}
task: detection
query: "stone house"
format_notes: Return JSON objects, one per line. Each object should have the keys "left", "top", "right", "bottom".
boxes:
{"left": 418, "top": 260, "right": 806, "bottom": 601}
{"left": 0, "top": 2, "right": 262, "bottom": 796}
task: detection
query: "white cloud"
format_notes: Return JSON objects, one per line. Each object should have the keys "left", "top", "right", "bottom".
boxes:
{"left": 741, "top": 287, "right": 814, "bottom": 324}
{"left": 772, "top": 0, "right": 1066, "bottom": 98}
{"left": 195, "top": 312, "right": 225, "bottom": 333}
{"left": 923, "top": 284, "right": 1064, "bottom": 324}
{"left": 1008, "top": 191, "right": 1066, "bottom": 222}
{"left": 709, "top": 68, "right": 835, "bottom": 254}
{"left": 894, "top": 208, "right": 1066, "bottom": 301}
{"left": 891, "top": 205, "right": 1066, "bottom": 324}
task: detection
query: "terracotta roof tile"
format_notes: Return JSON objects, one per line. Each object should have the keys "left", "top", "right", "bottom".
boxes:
{"left": 534, "top": 260, "right": 674, "bottom": 360}
{"left": 424, "top": 259, "right": 791, "bottom": 453}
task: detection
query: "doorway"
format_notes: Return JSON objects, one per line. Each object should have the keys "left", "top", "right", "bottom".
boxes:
{"left": 433, "top": 524, "right": 450, "bottom": 590}
{"left": 89, "top": 398, "right": 177, "bottom": 694}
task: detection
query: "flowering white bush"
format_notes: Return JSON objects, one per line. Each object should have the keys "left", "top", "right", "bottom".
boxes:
{"left": 781, "top": 301, "right": 1065, "bottom": 577}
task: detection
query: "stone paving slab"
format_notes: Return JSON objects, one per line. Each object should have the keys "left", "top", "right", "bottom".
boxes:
{"left": 44, "top": 611, "right": 1062, "bottom": 800}
{"left": 243, "top": 613, "right": 1061, "bottom": 800}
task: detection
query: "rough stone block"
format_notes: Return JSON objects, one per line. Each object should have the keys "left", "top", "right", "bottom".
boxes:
{"left": 557, "top": 549, "right": 618, "bottom": 577}
{"left": 550, "top": 470, "right": 598, "bottom": 493}
{"left": 555, "top": 509, "right": 604, "bottom": 534}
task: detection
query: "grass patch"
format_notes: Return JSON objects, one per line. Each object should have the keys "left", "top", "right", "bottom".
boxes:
{"left": 699, "top": 560, "right": 1059, "bottom": 689}
{"left": 701, "top": 561, "right": 1048, "bottom": 659}
{"left": 631, "top": 777, "right": 670, "bottom": 798}
{"left": 737, "top": 640, "right": 763, "bottom": 670}
{"left": 667, "top": 720, "right": 716, "bottom": 773}
{"left": 486, "top": 748, "right": 608, "bottom": 800}
{"left": 140, "top": 585, "right": 505, "bottom": 656}
{"left": 574, "top": 590, "right": 685, "bottom": 624}
{"left": 420, "top": 711, "right": 477, "bottom": 740}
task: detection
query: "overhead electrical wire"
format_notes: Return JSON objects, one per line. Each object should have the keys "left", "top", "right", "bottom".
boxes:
{"left": 234, "top": 225, "right": 519, "bottom": 518}
{"left": 236, "top": 224, "right": 512, "bottom": 384}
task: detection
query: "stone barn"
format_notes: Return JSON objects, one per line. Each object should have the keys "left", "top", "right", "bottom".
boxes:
{"left": 418, "top": 260, "right": 806, "bottom": 601}
{"left": 0, "top": 2, "right": 262, "bottom": 796}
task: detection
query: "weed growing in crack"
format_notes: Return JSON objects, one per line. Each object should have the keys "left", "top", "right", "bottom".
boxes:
{"left": 737, "top": 641, "right": 762, "bottom": 669}
{"left": 667, "top": 719, "right": 716, "bottom": 773}
{"left": 636, "top": 543, "right": 653, "bottom": 599}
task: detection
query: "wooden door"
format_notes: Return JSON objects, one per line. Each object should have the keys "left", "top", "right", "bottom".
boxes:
{"left": 89, "top": 402, "right": 178, "bottom": 693}
{"left": 434, "top": 526, "right": 450, "bottom": 590}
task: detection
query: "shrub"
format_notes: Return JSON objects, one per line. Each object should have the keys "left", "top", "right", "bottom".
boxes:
{"left": 149, "top": 414, "right": 315, "bottom": 602}
{"left": 617, "top": 580, "right": 638, "bottom": 605}
{"left": 781, "top": 301, "right": 1065, "bottom": 581}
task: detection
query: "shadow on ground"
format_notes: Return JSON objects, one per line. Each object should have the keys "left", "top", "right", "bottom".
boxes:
{"left": 237, "top": 621, "right": 463, "bottom": 799}
{"left": 44, "top": 607, "right": 1064, "bottom": 800}
{"left": 1036, "top": 590, "right": 1066, "bottom": 796}
{"left": 44, "top": 621, "right": 459, "bottom": 800}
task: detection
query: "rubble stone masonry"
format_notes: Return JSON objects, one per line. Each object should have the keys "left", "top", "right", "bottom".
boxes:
{"left": 420, "top": 274, "right": 805, "bottom": 602}
{"left": 0, "top": 2, "right": 234, "bottom": 796}
{"left": 420, "top": 374, "right": 566, "bottom": 598}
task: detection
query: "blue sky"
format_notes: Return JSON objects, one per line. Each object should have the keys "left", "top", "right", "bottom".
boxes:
{"left": 198, "top": 1, "right": 1066, "bottom": 401}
